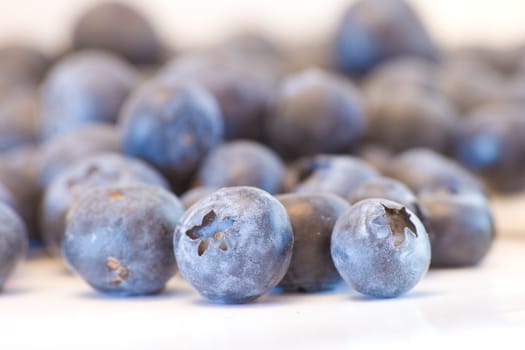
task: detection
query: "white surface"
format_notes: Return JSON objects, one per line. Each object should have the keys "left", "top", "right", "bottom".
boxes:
{"left": 0, "top": 0, "right": 525, "bottom": 53}
{"left": 1, "top": 239, "right": 524, "bottom": 350}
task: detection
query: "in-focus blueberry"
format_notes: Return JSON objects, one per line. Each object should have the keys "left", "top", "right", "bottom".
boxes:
{"left": 63, "top": 184, "right": 184, "bottom": 296}
{"left": 41, "top": 153, "right": 169, "bottom": 256}
{"left": 265, "top": 69, "right": 366, "bottom": 159}
{"left": 196, "top": 140, "right": 285, "bottom": 194}
{"left": 174, "top": 186, "right": 293, "bottom": 304}
{"left": 418, "top": 188, "right": 494, "bottom": 267}
{"left": 276, "top": 192, "right": 349, "bottom": 293}
{"left": 40, "top": 50, "right": 136, "bottom": 140}
{"left": 331, "top": 198, "right": 431, "bottom": 298}
{"left": 0, "top": 202, "right": 28, "bottom": 291}
{"left": 119, "top": 79, "right": 223, "bottom": 193}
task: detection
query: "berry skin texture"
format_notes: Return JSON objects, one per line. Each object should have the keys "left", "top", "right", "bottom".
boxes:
{"left": 276, "top": 192, "right": 349, "bottom": 293}
{"left": 62, "top": 185, "right": 184, "bottom": 296}
{"left": 174, "top": 187, "right": 293, "bottom": 304}
{"left": 197, "top": 140, "right": 286, "bottom": 194}
{"left": 265, "top": 68, "right": 366, "bottom": 159}
{"left": 119, "top": 80, "right": 223, "bottom": 193}
{"left": 41, "top": 153, "right": 169, "bottom": 256}
{"left": 331, "top": 198, "right": 430, "bottom": 298}
{"left": 418, "top": 188, "right": 494, "bottom": 268}
{"left": 0, "top": 202, "right": 28, "bottom": 290}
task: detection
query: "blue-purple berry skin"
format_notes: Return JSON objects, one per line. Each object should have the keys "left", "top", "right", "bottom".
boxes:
{"left": 0, "top": 202, "right": 28, "bottom": 290}
{"left": 418, "top": 188, "right": 494, "bottom": 268}
{"left": 277, "top": 192, "right": 349, "bottom": 293}
{"left": 331, "top": 198, "right": 431, "bottom": 298}
{"left": 174, "top": 187, "right": 293, "bottom": 304}
{"left": 63, "top": 185, "right": 184, "bottom": 296}
{"left": 119, "top": 80, "right": 223, "bottom": 193}
{"left": 41, "top": 153, "right": 169, "bottom": 256}
{"left": 197, "top": 140, "right": 285, "bottom": 194}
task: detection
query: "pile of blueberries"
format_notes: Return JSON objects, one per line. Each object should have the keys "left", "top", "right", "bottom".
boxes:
{"left": 1, "top": 0, "right": 508, "bottom": 303}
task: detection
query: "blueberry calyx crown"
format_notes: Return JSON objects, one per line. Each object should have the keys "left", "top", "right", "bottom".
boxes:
{"left": 381, "top": 205, "right": 418, "bottom": 247}
{"left": 185, "top": 210, "right": 236, "bottom": 256}
{"left": 106, "top": 257, "right": 129, "bottom": 285}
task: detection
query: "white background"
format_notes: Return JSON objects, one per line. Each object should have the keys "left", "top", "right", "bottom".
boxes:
{"left": 1, "top": 0, "right": 525, "bottom": 53}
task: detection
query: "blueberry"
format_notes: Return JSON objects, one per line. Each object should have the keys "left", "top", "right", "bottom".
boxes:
{"left": 265, "top": 69, "right": 365, "bottom": 159}
{"left": 331, "top": 199, "right": 430, "bottom": 298}
{"left": 386, "top": 148, "right": 484, "bottom": 194}
{"left": 180, "top": 187, "right": 218, "bottom": 209}
{"left": 333, "top": 0, "right": 438, "bottom": 76}
{"left": 63, "top": 185, "right": 184, "bottom": 296}
{"left": 0, "top": 202, "right": 28, "bottom": 291}
{"left": 38, "top": 124, "right": 120, "bottom": 189}
{"left": 196, "top": 140, "right": 285, "bottom": 194}
{"left": 364, "top": 83, "right": 457, "bottom": 153}
{"left": 0, "top": 87, "right": 39, "bottom": 152}
{"left": 72, "top": 2, "right": 165, "bottom": 65}
{"left": 276, "top": 192, "right": 349, "bottom": 293}
{"left": 41, "top": 153, "right": 169, "bottom": 256}
{"left": 40, "top": 50, "right": 136, "bottom": 140}
{"left": 119, "top": 80, "right": 223, "bottom": 193}
{"left": 174, "top": 187, "right": 293, "bottom": 304}
{"left": 348, "top": 176, "right": 418, "bottom": 214}
{"left": 160, "top": 55, "right": 273, "bottom": 141}
{"left": 452, "top": 105, "right": 525, "bottom": 192}
{"left": 418, "top": 188, "right": 494, "bottom": 267}
{"left": 291, "top": 155, "right": 379, "bottom": 198}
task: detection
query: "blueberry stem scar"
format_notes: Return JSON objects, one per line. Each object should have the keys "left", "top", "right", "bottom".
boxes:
{"left": 381, "top": 205, "right": 418, "bottom": 247}
{"left": 185, "top": 210, "right": 236, "bottom": 255}
{"left": 106, "top": 257, "right": 129, "bottom": 285}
